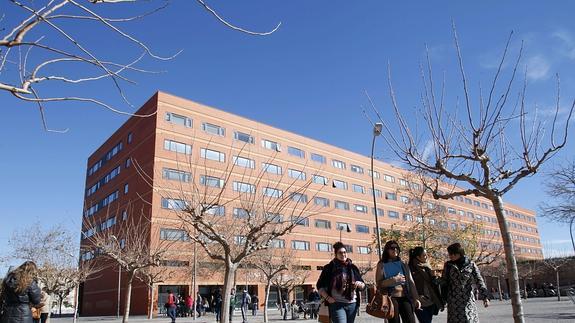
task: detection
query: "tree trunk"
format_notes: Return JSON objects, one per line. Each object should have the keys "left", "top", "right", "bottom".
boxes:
{"left": 497, "top": 276, "right": 503, "bottom": 301}
{"left": 123, "top": 272, "right": 135, "bottom": 323}
{"left": 73, "top": 283, "right": 80, "bottom": 323}
{"left": 556, "top": 270, "right": 561, "bottom": 302}
{"left": 263, "top": 280, "right": 272, "bottom": 323}
{"left": 220, "top": 262, "right": 237, "bottom": 323}
{"left": 277, "top": 286, "right": 283, "bottom": 316}
{"left": 58, "top": 296, "right": 63, "bottom": 315}
{"left": 522, "top": 278, "right": 527, "bottom": 300}
{"left": 492, "top": 195, "right": 524, "bottom": 323}
{"left": 148, "top": 283, "right": 154, "bottom": 319}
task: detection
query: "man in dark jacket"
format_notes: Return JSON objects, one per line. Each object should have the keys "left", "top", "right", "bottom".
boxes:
{"left": 307, "top": 288, "right": 321, "bottom": 319}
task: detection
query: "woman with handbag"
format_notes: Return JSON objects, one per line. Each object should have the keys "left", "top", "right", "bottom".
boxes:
{"left": 316, "top": 241, "right": 365, "bottom": 323}
{"left": 408, "top": 247, "right": 443, "bottom": 323}
{"left": 375, "top": 241, "right": 421, "bottom": 323}
{"left": 0, "top": 261, "right": 42, "bottom": 323}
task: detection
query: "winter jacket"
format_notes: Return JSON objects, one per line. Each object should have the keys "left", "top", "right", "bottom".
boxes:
{"left": 0, "top": 274, "right": 42, "bottom": 323}
{"left": 316, "top": 258, "right": 365, "bottom": 304}
{"left": 375, "top": 260, "right": 419, "bottom": 304}
{"left": 410, "top": 262, "right": 443, "bottom": 311}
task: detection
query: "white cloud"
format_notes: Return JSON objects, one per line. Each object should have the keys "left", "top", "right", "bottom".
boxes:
{"left": 552, "top": 30, "right": 575, "bottom": 59}
{"left": 525, "top": 55, "right": 550, "bottom": 81}
{"left": 421, "top": 140, "right": 435, "bottom": 162}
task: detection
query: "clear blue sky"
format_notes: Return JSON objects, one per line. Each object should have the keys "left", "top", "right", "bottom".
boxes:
{"left": 1, "top": 1, "right": 574, "bottom": 270}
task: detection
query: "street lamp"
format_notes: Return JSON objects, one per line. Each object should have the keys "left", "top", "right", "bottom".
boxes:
{"left": 110, "top": 235, "right": 122, "bottom": 319}
{"left": 338, "top": 224, "right": 351, "bottom": 241}
{"left": 371, "top": 122, "right": 383, "bottom": 260}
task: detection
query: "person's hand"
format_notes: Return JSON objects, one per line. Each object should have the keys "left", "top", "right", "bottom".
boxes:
{"left": 483, "top": 299, "right": 489, "bottom": 308}
{"left": 353, "top": 281, "right": 365, "bottom": 289}
{"left": 326, "top": 296, "right": 336, "bottom": 304}
{"left": 414, "top": 300, "right": 421, "bottom": 310}
{"left": 393, "top": 273, "right": 406, "bottom": 284}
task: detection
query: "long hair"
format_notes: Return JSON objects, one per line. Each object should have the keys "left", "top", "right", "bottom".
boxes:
{"left": 382, "top": 240, "right": 401, "bottom": 263}
{"left": 408, "top": 247, "right": 425, "bottom": 271}
{"left": 7, "top": 261, "right": 38, "bottom": 294}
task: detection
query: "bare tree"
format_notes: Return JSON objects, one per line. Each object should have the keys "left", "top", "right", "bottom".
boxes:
{"left": 541, "top": 256, "right": 573, "bottom": 301}
{"left": 8, "top": 222, "right": 100, "bottom": 322}
{"left": 84, "top": 211, "right": 173, "bottom": 323}
{"left": 366, "top": 24, "right": 574, "bottom": 322}
{"left": 516, "top": 259, "right": 541, "bottom": 300}
{"left": 272, "top": 266, "right": 309, "bottom": 318}
{"left": 1, "top": 0, "right": 279, "bottom": 131}
{"left": 540, "top": 160, "right": 575, "bottom": 253}
{"left": 140, "top": 144, "right": 319, "bottom": 323}
{"left": 136, "top": 266, "right": 175, "bottom": 319}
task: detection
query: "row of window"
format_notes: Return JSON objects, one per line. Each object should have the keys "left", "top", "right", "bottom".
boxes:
{"left": 88, "top": 141, "right": 123, "bottom": 176}
{"left": 84, "top": 190, "right": 119, "bottom": 217}
{"left": 86, "top": 165, "right": 121, "bottom": 197}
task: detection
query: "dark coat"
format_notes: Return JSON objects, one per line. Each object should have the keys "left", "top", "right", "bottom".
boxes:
{"left": 0, "top": 274, "right": 42, "bottom": 323}
{"left": 316, "top": 259, "right": 364, "bottom": 303}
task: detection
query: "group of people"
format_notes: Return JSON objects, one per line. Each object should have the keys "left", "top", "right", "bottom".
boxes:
{"left": 317, "top": 241, "right": 489, "bottom": 323}
{"left": 0, "top": 261, "right": 52, "bottom": 323}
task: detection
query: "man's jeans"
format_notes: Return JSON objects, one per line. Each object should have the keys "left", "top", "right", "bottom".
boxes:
{"left": 167, "top": 306, "right": 176, "bottom": 323}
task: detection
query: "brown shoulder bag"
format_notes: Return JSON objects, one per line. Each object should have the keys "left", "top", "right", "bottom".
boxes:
{"left": 365, "top": 285, "right": 394, "bottom": 319}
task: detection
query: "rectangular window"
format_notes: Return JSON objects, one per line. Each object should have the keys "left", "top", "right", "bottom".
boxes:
{"left": 336, "top": 222, "right": 350, "bottom": 231}
{"left": 164, "top": 139, "right": 192, "bottom": 154}
{"left": 201, "top": 148, "right": 225, "bottom": 162}
{"left": 105, "top": 142, "right": 123, "bottom": 161}
{"left": 312, "top": 174, "right": 328, "bottom": 185}
{"left": 352, "top": 184, "right": 365, "bottom": 194}
{"left": 334, "top": 200, "right": 350, "bottom": 210}
{"left": 262, "top": 139, "right": 281, "bottom": 152}
{"left": 204, "top": 205, "right": 225, "bottom": 216}
{"left": 411, "top": 183, "right": 421, "bottom": 191}
{"left": 354, "top": 204, "right": 368, "bottom": 213}
{"left": 400, "top": 196, "right": 410, "bottom": 204}
{"left": 292, "top": 216, "right": 309, "bottom": 227}
{"left": 234, "top": 236, "right": 246, "bottom": 245}
{"left": 372, "top": 208, "right": 384, "bottom": 216}
{"left": 369, "top": 170, "right": 380, "bottom": 179}
{"left": 200, "top": 175, "right": 224, "bottom": 188}
{"left": 332, "top": 179, "right": 348, "bottom": 190}
{"left": 290, "top": 193, "right": 308, "bottom": 203}
{"left": 403, "top": 214, "right": 413, "bottom": 221}
{"left": 270, "top": 239, "right": 286, "bottom": 249}
{"left": 86, "top": 182, "right": 100, "bottom": 197}
{"left": 311, "top": 153, "right": 326, "bottom": 164}
{"left": 448, "top": 207, "right": 456, "bottom": 214}
{"left": 358, "top": 246, "right": 371, "bottom": 254}
{"left": 399, "top": 179, "right": 409, "bottom": 186}
{"left": 125, "top": 158, "right": 131, "bottom": 168}
{"left": 332, "top": 159, "right": 346, "bottom": 170}
{"left": 233, "top": 181, "right": 256, "bottom": 194}
{"left": 233, "top": 156, "right": 255, "bottom": 169}
{"left": 202, "top": 122, "right": 225, "bottom": 136}
{"left": 384, "top": 174, "right": 395, "bottom": 183}
{"left": 163, "top": 168, "right": 191, "bottom": 182}
{"left": 356, "top": 225, "right": 370, "bottom": 233}
{"left": 262, "top": 163, "right": 282, "bottom": 175}
{"left": 102, "top": 191, "right": 119, "bottom": 207}
{"left": 473, "top": 200, "right": 481, "bottom": 207}
{"left": 263, "top": 187, "right": 283, "bottom": 198}
{"left": 288, "top": 169, "right": 306, "bottom": 180}
{"left": 385, "top": 192, "right": 397, "bottom": 200}
{"left": 465, "top": 198, "right": 472, "bottom": 204}
{"left": 314, "top": 196, "right": 330, "bottom": 207}
{"left": 316, "top": 242, "right": 332, "bottom": 252}
{"left": 124, "top": 183, "right": 129, "bottom": 194}
{"left": 234, "top": 131, "right": 254, "bottom": 144}
{"left": 103, "top": 166, "right": 121, "bottom": 184}
{"left": 161, "top": 198, "right": 187, "bottom": 210}
{"left": 160, "top": 228, "right": 189, "bottom": 241}
{"left": 344, "top": 245, "right": 354, "bottom": 253}
{"left": 165, "top": 112, "right": 192, "bottom": 127}
{"left": 315, "top": 219, "right": 331, "bottom": 229}
{"left": 288, "top": 146, "right": 305, "bottom": 158}
{"left": 350, "top": 165, "right": 364, "bottom": 174}
{"left": 233, "top": 208, "right": 250, "bottom": 218}
{"left": 369, "top": 188, "right": 382, "bottom": 198}
{"left": 388, "top": 211, "right": 399, "bottom": 218}
{"left": 127, "top": 132, "right": 133, "bottom": 144}
{"left": 291, "top": 240, "right": 310, "bottom": 251}
{"left": 266, "top": 213, "right": 283, "bottom": 223}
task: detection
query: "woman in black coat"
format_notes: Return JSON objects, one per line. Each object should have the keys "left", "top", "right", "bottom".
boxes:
{"left": 316, "top": 241, "right": 365, "bottom": 323}
{"left": 0, "top": 261, "right": 42, "bottom": 323}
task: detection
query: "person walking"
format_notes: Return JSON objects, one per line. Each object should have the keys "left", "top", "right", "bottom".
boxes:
{"left": 38, "top": 289, "right": 51, "bottom": 323}
{"left": 307, "top": 288, "right": 321, "bottom": 319}
{"left": 166, "top": 290, "right": 177, "bottom": 323}
{"left": 213, "top": 289, "right": 223, "bottom": 322}
{"left": 0, "top": 261, "right": 42, "bottom": 323}
{"left": 316, "top": 241, "right": 365, "bottom": 323}
{"left": 408, "top": 247, "right": 443, "bottom": 323}
{"left": 195, "top": 292, "right": 203, "bottom": 318}
{"left": 376, "top": 241, "right": 421, "bottom": 323}
{"left": 442, "top": 243, "right": 489, "bottom": 323}
{"left": 240, "top": 290, "right": 251, "bottom": 323}
{"left": 250, "top": 293, "right": 258, "bottom": 316}
{"left": 185, "top": 295, "right": 193, "bottom": 318}
{"left": 229, "top": 288, "right": 237, "bottom": 323}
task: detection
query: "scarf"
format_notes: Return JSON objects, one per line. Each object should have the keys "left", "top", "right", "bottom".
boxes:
{"left": 330, "top": 258, "right": 355, "bottom": 300}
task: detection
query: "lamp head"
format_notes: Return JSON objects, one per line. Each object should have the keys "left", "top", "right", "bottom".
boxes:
{"left": 373, "top": 123, "right": 383, "bottom": 136}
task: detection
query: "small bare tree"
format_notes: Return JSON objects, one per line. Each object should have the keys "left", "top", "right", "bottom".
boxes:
{"left": 272, "top": 266, "right": 309, "bottom": 317}
{"left": 516, "top": 259, "right": 541, "bottom": 300}
{"left": 540, "top": 160, "right": 575, "bottom": 253}
{"left": 1, "top": 0, "right": 279, "bottom": 131}
{"left": 541, "top": 256, "right": 573, "bottom": 301}
{"left": 366, "top": 24, "right": 574, "bottom": 322}
{"left": 136, "top": 266, "right": 175, "bottom": 319}
{"left": 84, "top": 211, "right": 173, "bottom": 323}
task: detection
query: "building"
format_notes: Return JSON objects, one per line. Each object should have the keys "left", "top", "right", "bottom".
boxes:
{"left": 79, "top": 91, "right": 542, "bottom": 316}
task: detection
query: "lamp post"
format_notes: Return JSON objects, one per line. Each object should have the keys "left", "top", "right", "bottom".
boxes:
{"left": 110, "top": 235, "right": 121, "bottom": 319}
{"left": 338, "top": 224, "right": 351, "bottom": 241}
{"left": 370, "top": 122, "right": 383, "bottom": 260}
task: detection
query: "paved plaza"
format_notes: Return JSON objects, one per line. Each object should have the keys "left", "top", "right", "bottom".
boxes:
{"left": 51, "top": 298, "right": 575, "bottom": 323}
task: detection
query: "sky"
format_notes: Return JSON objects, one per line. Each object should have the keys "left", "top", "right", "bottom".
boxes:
{"left": 1, "top": 1, "right": 574, "bottom": 271}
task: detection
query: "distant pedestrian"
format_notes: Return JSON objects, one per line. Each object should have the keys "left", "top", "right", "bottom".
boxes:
{"left": 441, "top": 243, "right": 489, "bottom": 323}
{"left": 213, "top": 289, "right": 223, "bottom": 322}
{"left": 195, "top": 292, "right": 202, "bottom": 317}
{"left": 39, "top": 289, "right": 51, "bottom": 323}
{"left": 229, "top": 288, "right": 237, "bottom": 323}
{"left": 185, "top": 295, "right": 193, "bottom": 317}
{"left": 240, "top": 290, "right": 251, "bottom": 323}
{"left": 166, "top": 290, "right": 177, "bottom": 323}
{"left": 307, "top": 288, "right": 320, "bottom": 319}
{"left": 408, "top": 247, "right": 443, "bottom": 323}
{"left": 250, "top": 293, "right": 258, "bottom": 316}
{"left": 0, "top": 261, "right": 42, "bottom": 323}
